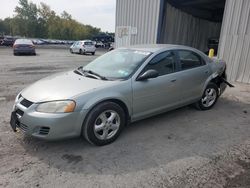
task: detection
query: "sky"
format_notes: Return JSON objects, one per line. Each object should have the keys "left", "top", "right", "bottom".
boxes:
{"left": 0, "top": 0, "right": 116, "bottom": 32}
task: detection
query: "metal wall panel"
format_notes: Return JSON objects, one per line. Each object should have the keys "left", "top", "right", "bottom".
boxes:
{"left": 218, "top": 0, "right": 250, "bottom": 83}
{"left": 159, "top": 2, "right": 222, "bottom": 52}
{"left": 115, "top": 0, "right": 161, "bottom": 48}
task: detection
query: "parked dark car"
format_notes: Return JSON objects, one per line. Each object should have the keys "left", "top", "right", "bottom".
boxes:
{"left": 2, "top": 36, "right": 16, "bottom": 46}
{"left": 0, "top": 36, "right": 4, "bottom": 45}
{"left": 108, "top": 42, "right": 115, "bottom": 51}
{"left": 13, "top": 39, "right": 36, "bottom": 55}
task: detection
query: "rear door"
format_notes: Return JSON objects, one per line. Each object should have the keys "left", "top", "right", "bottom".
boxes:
{"left": 175, "top": 50, "right": 211, "bottom": 103}
{"left": 132, "top": 51, "right": 183, "bottom": 120}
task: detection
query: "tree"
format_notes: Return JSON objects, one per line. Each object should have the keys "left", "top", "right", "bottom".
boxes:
{"left": 0, "top": 0, "right": 102, "bottom": 40}
{"left": 14, "top": 0, "right": 39, "bottom": 37}
{"left": 61, "top": 11, "right": 72, "bottom": 20}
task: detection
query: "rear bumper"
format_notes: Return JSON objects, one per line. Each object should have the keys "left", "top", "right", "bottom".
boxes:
{"left": 14, "top": 48, "right": 35, "bottom": 54}
{"left": 220, "top": 82, "right": 227, "bottom": 95}
{"left": 83, "top": 48, "right": 96, "bottom": 53}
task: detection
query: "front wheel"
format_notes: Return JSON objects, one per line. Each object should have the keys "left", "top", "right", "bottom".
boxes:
{"left": 195, "top": 83, "right": 219, "bottom": 110}
{"left": 83, "top": 102, "right": 126, "bottom": 146}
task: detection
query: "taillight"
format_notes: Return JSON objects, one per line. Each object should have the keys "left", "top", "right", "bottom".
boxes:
{"left": 29, "top": 45, "right": 35, "bottom": 48}
{"left": 13, "top": 44, "right": 19, "bottom": 48}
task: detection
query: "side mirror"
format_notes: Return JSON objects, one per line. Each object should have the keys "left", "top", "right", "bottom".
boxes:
{"left": 137, "top": 69, "right": 159, "bottom": 81}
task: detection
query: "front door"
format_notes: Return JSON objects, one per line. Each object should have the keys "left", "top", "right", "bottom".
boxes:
{"left": 72, "top": 42, "right": 79, "bottom": 53}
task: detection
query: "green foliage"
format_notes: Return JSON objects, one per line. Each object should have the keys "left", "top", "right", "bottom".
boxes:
{"left": 0, "top": 0, "right": 101, "bottom": 40}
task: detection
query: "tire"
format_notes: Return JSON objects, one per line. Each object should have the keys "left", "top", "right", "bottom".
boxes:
{"left": 195, "top": 83, "right": 219, "bottom": 110}
{"left": 92, "top": 52, "right": 95, "bottom": 55}
{"left": 79, "top": 49, "right": 83, "bottom": 54}
{"left": 83, "top": 102, "right": 126, "bottom": 146}
{"left": 70, "top": 49, "right": 73, "bottom": 53}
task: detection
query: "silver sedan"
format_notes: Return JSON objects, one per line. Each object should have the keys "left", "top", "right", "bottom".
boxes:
{"left": 10, "top": 44, "right": 230, "bottom": 146}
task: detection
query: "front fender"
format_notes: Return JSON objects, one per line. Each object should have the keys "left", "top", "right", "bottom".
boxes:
{"left": 82, "top": 92, "right": 132, "bottom": 116}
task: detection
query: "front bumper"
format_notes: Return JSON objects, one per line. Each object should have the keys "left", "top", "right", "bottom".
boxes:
{"left": 10, "top": 96, "right": 87, "bottom": 140}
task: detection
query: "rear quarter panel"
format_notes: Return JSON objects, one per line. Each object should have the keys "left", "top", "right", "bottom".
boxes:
{"left": 202, "top": 58, "right": 226, "bottom": 93}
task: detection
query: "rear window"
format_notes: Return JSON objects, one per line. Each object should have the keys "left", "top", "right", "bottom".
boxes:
{"left": 15, "top": 39, "right": 33, "bottom": 45}
{"left": 84, "top": 42, "right": 93, "bottom": 45}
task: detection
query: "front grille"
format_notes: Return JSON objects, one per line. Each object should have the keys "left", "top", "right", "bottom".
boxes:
{"left": 20, "top": 98, "right": 33, "bottom": 108}
{"left": 39, "top": 127, "right": 50, "bottom": 135}
{"left": 19, "top": 123, "right": 28, "bottom": 132}
{"left": 16, "top": 109, "right": 24, "bottom": 117}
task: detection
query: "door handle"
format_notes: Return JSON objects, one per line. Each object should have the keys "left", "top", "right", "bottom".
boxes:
{"left": 205, "top": 70, "right": 209, "bottom": 74}
{"left": 171, "top": 79, "right": 177, "bottom": 82}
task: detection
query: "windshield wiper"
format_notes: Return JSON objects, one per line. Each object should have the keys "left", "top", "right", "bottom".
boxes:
{"left": 75, "top": 66, "right": 108, "bottom": 80}
{"left": 82, "top": 69, "right": 108, "bottom": 80}
{"left": 74, "top": 69, "right": 84, "bottom": 76}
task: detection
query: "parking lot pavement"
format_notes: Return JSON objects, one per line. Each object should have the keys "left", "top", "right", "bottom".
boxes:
{"left": 0, "top": 47, "right": 250, "bottom": 188}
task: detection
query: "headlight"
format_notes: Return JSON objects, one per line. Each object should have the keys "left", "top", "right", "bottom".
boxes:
{"left": 36, "top": 100, "right": 76, "bottom": 113}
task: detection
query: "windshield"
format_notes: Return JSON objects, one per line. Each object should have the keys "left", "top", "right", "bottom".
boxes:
{"left": 83, "top": 49, "right": 151, "bottom": 80}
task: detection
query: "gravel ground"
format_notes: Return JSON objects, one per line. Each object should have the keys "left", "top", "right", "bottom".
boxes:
{"left": 0, "top": 47, "right": 250, "bottom": 188}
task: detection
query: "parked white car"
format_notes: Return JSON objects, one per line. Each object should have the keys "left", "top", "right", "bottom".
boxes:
{"left": 70, "top": 40, "right": 96, "bottom": 55}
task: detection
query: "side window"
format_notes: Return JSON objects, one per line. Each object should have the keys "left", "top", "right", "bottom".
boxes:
{"left": 143, "top": 51, "right": 176, "bottom": 76}
{"left": 178, "top": 50, "right": 204, "bottom": 70}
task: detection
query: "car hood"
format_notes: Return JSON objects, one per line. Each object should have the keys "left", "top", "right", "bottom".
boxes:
{"left": 21, "top": 71, "right": 118, "bottom": 103}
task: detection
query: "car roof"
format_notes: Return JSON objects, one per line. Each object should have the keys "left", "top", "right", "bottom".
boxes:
{"left": 120, "top": 44, "right": 199, "bottom": 53}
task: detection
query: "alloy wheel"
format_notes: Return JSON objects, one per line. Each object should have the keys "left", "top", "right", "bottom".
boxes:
{"left": 93, "top": 110, "right": 120, "bottom": 140}
{"left": 201, "top": 88, "right": 217, "bottom": 107}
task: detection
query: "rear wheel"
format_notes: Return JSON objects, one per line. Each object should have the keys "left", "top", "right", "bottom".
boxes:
{"left": 92, "top": 52, "right": 95, "bottom": 55}
{"left": 83, "top": 102, "right": 126, "bottom": 146}
{"left": 79, "top": 49, "right": 82, "bottom": 54}
{"left": 195, "top": 83, "right": 219, "bottom": 110}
